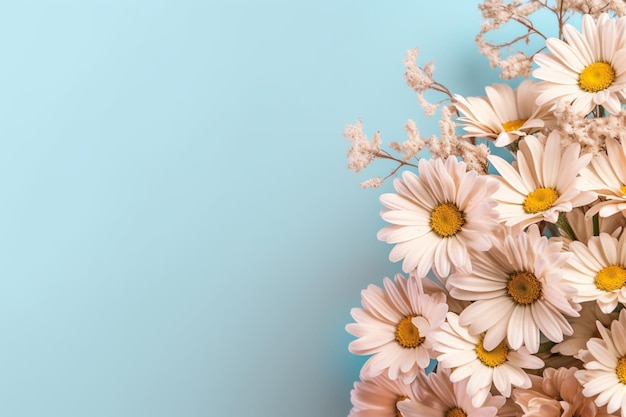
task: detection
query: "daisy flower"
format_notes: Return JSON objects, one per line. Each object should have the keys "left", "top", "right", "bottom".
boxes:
{"left": 564, "top": 232, "right": 626, "bottom": 314}
{"left": 346, "top": 273, "right": 448, "bottom": 383}
{"left": 579, "top": 137, "right": 626, "bottom": 218}
{"left": 377, "top": 156, "right": 500, "bottom": 277}
{"left": 576, "top": 309, "right": 626, "bottom": 417}
{"left": 397, "top": 367, "right": 506, "bottom": 417}
{"left": 513, "top": 367, "right": 616, "bottom": 417}
{"left": 454, "top": 80, "right": 551, "bottom": 147}
{"left": 488, "top": 132, "right": 596, "bottom": 229}
{"left": 348, "top": 373, "right": 417, "bottom": 417}
{"left": 432, "top": 312, "right": 544, "bottom": 408}
{"left": 447, "top": 224, "right": 580, "bottom": 353}
{"left": 533, "top": 13, "right": 626, "bottom": 116}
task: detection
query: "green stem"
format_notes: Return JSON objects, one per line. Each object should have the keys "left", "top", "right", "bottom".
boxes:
{"left": 592, "top": 213, "right": 600, "bottom": 237}
{"left": 556, "top": 212, "right": 577, "bottom": 241}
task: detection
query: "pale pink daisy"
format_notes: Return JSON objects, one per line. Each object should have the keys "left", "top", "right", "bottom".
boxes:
{"left": 397, "top": 367, "right": 506, "bottom": 417}
{"left": 377, "top": 156, "right": 500, "bottom": 277}
{"left": 454, "top": 80, "right": 551, "bottom": 147}
{"left": 576, "top": 309, "right": 626, "bottom": 417}
{"left": 488, "top": 132, "right": 596, "bottom": 228}
{"left": 533, "top": 13, "right": 626, "bottom": 115}
{"left": 579, "top": 137, "right": 626, "bottom": 218}
{"left": 346, "top": 273, "right": 448, "bottom": 383}
{"left": 564, "top": 232, "right": 626, "bottom": 314}
{"left": 348, "top": 373, "right": 417, "bottom": 417}
{"left": 432, "top": 312, "right": 544, "bottom": 408}
{"left": 513, "top": 367, "right": 617, "bottom": 417}
{"left": 447, "top": 224, "right": 580, "bottom": 353}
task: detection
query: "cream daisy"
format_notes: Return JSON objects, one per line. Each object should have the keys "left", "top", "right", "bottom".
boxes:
{"left": 346, "top": 273, "right": 448, "bottom": 383}
{"left": 454, "top": 80, "right": 551, "bottom": 147}
{"left": 579, "top": 137, "right": 626, "bottom": 218}
{"left": 488, "top": 132, "right": 596, "bottom": 229}
{"left": 348, "top": 373, "right": 417, "bottom": 417}
{"left": 533, "top": 13, "right": 626, "bottom": 115}
{"left": 397, "top": 367, "right": 506, "bottom": 417}
{"left": 564, "top": 232, "right": 626, "bottom": 314}
{"left": 432, "top": 312, "right": 544, "bottom": 408}
{"left": 576, "top": 309, "right": 626, "bottom": 416}
{"left": 377, "top": 156, "right": 500, "bottom": 277}
{"left": 513, "top": 367, "right": 616, "bottom": 417}
{"left": 447, "top": 224, "right": 580, "bottom": 353}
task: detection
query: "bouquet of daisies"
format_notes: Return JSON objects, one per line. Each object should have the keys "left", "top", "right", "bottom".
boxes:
{"left": 343, "top": 1, "right": 626, "bottom": 416}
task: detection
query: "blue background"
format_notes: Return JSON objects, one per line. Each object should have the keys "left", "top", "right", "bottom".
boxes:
{"left": 0, "top": 1, "right": 521, "bottom": 416}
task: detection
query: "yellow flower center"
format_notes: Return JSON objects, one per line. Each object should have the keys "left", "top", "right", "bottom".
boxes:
{"left": 395, "top": 315, "right": 424, "bottom": 349}
{"left": 476, "top": 339, "right": 509, "bottom": 367}
{"left": 617, "top": 356, "right": 626, "bottom": 384}
{"left": 430, "top": 203, "right": 464, "bottom": 237}
{"left": 446, "top": 408, "right": 467, "bottom": 417}
{"left": 396, "top": 396, "right": 408, "bottom": 417}
{"left": 595, "top": 265, "right": 626, "bottom": 292}
{"left": 620, "top": 185, "right": 626, "bottom": 195}
{"left": 508, "top": 271, "right": 543, "bottom": 304}
{"left": 501, "top": 119, "right": 526, "bottom": 132}
{"left": 579, "top": 62, "right": 615, "bottom": 93}
{"left": 523, "top": 187, "right": 559, "bottom": 214}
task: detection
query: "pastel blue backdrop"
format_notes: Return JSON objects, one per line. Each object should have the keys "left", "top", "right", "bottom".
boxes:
{"left": 0, "top": 1, "right": 541, "bottom": 416}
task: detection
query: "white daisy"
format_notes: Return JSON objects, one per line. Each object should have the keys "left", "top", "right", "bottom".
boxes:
{"left": 397, "top": 367, "right": 506, "bottom": 417}
{"left": 346, "top": 273, "right": 448, "bottom": 383}
{"left": 454, "top": 80, "right": 551, "bottom": 147}
{"left": 348, "top": 373, "right": 417, "bottom": 417}
{"left": 447, "top": 224, "right": 580, "bottom": 353}
{"left": 533, "top": 13, "right": 626, "bottom": 115}
{"left": 432, "top": 312, "right": 544, "bottom": 408}
{"left": 579, "top": 137, "right": 626, "bottom": 218}
{"left": 488, "top": 132, "right": 596, "bottom": 229}
{"left": 377, "top": 156, "right": 500, "bottom": 277}
{"left": 564, "top": 232, "right": 626, "bottom": 314}
{"left": 576, "top": 309, "right": 626, "bottom": 416}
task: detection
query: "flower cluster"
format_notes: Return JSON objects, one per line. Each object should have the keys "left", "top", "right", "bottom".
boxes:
{"left": 343, "top": 2, "right": 626, "bottom": 417}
